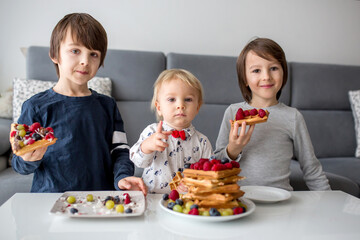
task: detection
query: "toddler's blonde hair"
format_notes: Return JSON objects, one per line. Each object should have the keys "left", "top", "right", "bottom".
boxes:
{"left": 151, "top": 69, "right": 204, "bottom": 121}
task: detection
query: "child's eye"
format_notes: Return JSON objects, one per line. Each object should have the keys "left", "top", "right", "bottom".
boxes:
{"left": 71, "top": 49, "right": 80, "bottom": 54}
{"left": 185, "top": 98, "right": 193, "bottom": 102}
{"left": 91, "top": 52, "right": 99, "bottom": 57}
{"left": 252, "top": 69, "right": 260, "bottom": 73}
{"left": 270, "top": 66, "right": 279, "bottom": 71}
{"left": 167, "top": 98, "right": 175, "bottom": 102}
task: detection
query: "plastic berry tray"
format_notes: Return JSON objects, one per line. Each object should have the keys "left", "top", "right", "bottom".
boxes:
{"left": 50, "top": 191, "right": 145, "bottom": 218}
{"left": 159, "top": 197, "right": 255, "bottom": 222}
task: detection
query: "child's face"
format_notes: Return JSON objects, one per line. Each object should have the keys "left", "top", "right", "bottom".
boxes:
{"left": 51, "top": 28, "right": 101, "bottom": 88}
{"left": 155, "top": 78, "right": 200, "bottom": 130}
{"left": 245, "top": 51, "right": 283, "bottom": 107}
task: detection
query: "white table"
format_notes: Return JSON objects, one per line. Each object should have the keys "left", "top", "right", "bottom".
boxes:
{"left": 0, "top": 191, "right": 359, "bottom": 240}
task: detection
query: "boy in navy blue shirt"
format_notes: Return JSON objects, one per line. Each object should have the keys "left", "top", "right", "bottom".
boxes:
{"left": 11, "top": 13, "right": 147, "bottom": 195}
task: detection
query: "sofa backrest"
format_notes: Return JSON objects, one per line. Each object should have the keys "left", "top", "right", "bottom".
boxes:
{"left": 26, "top": 46, "right": 360, "bottom": 159}
{"left": 290, "top": 62, "right": 360, "bottom": 158}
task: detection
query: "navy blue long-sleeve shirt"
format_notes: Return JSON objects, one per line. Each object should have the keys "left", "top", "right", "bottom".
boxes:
{"left": 12, "top": 88, "right": 134, "bottom": 192}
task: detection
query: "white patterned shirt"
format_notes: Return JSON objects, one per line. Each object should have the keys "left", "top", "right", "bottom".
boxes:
{"left": 130, "top": 121, "right": 213, "bottom": 193}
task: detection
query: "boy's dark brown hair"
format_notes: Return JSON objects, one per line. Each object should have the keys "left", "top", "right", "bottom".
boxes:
{"left": 236, "top": 38, "right": 288, "bottom": 103}
{"left": 49, "top": 13, "right": 108, "bottom": 77}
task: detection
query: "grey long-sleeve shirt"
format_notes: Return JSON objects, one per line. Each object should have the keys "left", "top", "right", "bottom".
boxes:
{"left": 214, "top": 102, "right": 330, "bottom": 191}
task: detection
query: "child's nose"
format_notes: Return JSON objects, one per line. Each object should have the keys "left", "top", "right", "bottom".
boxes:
{"left": 80, "top": 55, "right": 90, "bottom": 66}
{"left": 262, "top": 70, "right": 270, "bottom": 80}
{"left": 177, "top": 105, "right": 185, "bottom": 110}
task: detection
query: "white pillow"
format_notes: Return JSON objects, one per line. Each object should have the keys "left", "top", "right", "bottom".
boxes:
{"left": 13, "top": 77, "right": 112, "bottom": 122}
{"left": 349, "top": 90, "right": 360, "bottom": 157}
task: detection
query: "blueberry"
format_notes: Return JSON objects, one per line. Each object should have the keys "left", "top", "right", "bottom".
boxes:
{"left": 70, "top": 208, "right": 78, "bottom": 214}
{"left": 167, "top": 202, "right": 176, "bottom": 210}
{"left": 190, "top": 204, "right": 199, "bottom": 210}
{"left": 32, "top": 133, "right": 42, "bottom": 141}
{"left": 209, "top": 208, "right": 221, "bottom": 216}
{"left": 175, "top": 199, "right": 183, "bottom": 206}
{"left": 125, "top": 208, "right": 133, "bottom": 213}
{"left": 184, "top": 163, "right": 191, "bottom": 169}
{"left": 209, "top": 156, "right": 216, "bottom": 160}
{"left": 221, "top": 158, "right": 230, "bottom": 164}
{"left": 162, "top": 193, "right": 169, "bottom": 201}
{"left": 105, "top": 196, "right": 113, "bottom": 202}
{"left": 114, "top": 195, "right": 120, "bottom": 204}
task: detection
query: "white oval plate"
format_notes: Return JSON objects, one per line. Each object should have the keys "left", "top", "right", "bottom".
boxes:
{"left": 159, "top": 197, "right": 255, "bottom": 222}
{"left": 241, "top": 186, "right": 291, "bottom": 203}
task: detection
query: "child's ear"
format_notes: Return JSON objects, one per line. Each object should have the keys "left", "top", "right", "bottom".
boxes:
{"left": 49, "top": 52, "right": 59, "bottom": 64}
{"left": 155, "top": 101, "right": 162, "bottom": 116}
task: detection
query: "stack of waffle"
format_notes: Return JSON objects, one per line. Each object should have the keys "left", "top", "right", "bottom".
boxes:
{"left": 181, "top": 166, "right": 245, "bottom": 210}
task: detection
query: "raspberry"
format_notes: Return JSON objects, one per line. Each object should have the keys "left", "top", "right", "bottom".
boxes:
{"left": 46, "top": 127, "right": 54, "bottom": 133}
{"left": 225, "top": 162, "right": 233, "bottom": 169}
{"left": 188, "top": 208, "right": 199, "bottom": 215}
{"left": 249, "top": 108, "right": 258, "bottom": 116}
{"left": 29, "top": 122, "right": 41, "bottom": 132}
{"left": 235, "top": 108, "right": 245, "bottom": 120}
{"left": 169, "top": 189, "right": 179, "bottom": 201}
{"left": 258, "top": 109, "right": 266, "bottom": 118}
{"left": 10, "top": 131, "right": 16, "bottom": 137}
{"left": 199, "top": 158, "right": 209, "bottom": 164}
{"left": 193, "top": 162, "right": 202, "bottom": 170}
{"left": 23, "top": 124, "right": 29, "bottom": 131}
{"left": 230, "top": 161, "right": 240, "bottom": 168}
{"left": 210, "top": 159, "right": 221, "bottom": 165}
{"left": 243, "top": 110, "right": 250, "bottom": 117}
{"left": 27, "top": 139, "right": 35, "bottom": 145}
{"left": 45, "top": 133, "right": 54, "bottom": 140}
{"left": 233, "top": 207, "right": 245, "bottom": 215}
{"left": 190, "top": 163, "right": 195, "bottom": 169}
{"left": 123, "top": 193, "right": 131, "bottom": 204}
{"left": 203, "top": 161, "right": 213, "bottom": 171}
{"left": 211, "top": 164, "right": 223, "bottom": 171}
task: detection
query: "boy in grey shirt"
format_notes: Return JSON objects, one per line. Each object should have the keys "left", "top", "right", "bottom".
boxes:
{"left": 214, "top": 38, "right": 330, "bottom": 191}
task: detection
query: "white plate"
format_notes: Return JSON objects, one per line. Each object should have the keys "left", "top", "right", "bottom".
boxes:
{"left": 50, "top": 191, "right": 145, "bottom": 218}
{"left": 241, "top": 186, "right": 291, "bottom": 203}
{"left": 159, "top": 198, "right": 255, "bottom": 222}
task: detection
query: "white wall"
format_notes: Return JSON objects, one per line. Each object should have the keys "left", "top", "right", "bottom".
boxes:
{"left": 0, "top": 0, "right": 359, "bottom": 91}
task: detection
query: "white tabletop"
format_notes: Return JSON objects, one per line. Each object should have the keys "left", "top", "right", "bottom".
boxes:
{"left": 0, "top": 191, "right": 359, "bottom": 240}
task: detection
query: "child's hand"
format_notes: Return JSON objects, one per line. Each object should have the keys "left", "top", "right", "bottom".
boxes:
{"left": 140, "top": 121, "right": 172, "bottom": 154}
{"left": 17, "top": 147, "right": 48, "bottom": 162}
{"left": 227, "top": 120, "right": 255, "bottom": 160}
{"left": 118, "top": 176, "right": 148, "bottom": 196}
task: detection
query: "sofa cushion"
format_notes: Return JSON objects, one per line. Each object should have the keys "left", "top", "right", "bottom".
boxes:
{"left": 0, "top": 118, "right": 11, "bottom": 155}
{"left": 349, "top": 90, "right": 360, "bottom": 157}
{"left": 290, "top": 160, "right": 359, "bottom": 197}
{"left": 319, "top": 157, "right": 360, "bottom": 187}
{"left": 301, "top": 110, "right": 356, "bottom": 158}
{"left": 0, "top": 168, "right": 33, "bottom": 206}
{"left": 290, "top": 62, "right": 360, "bottom": 110}
{"left": 98, "top": 49, "right": 165, "bottom": 101}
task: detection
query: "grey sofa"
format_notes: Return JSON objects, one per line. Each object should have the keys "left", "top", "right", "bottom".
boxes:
{"left": 1, "top": 46, "right": 359, "bottom": 206}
